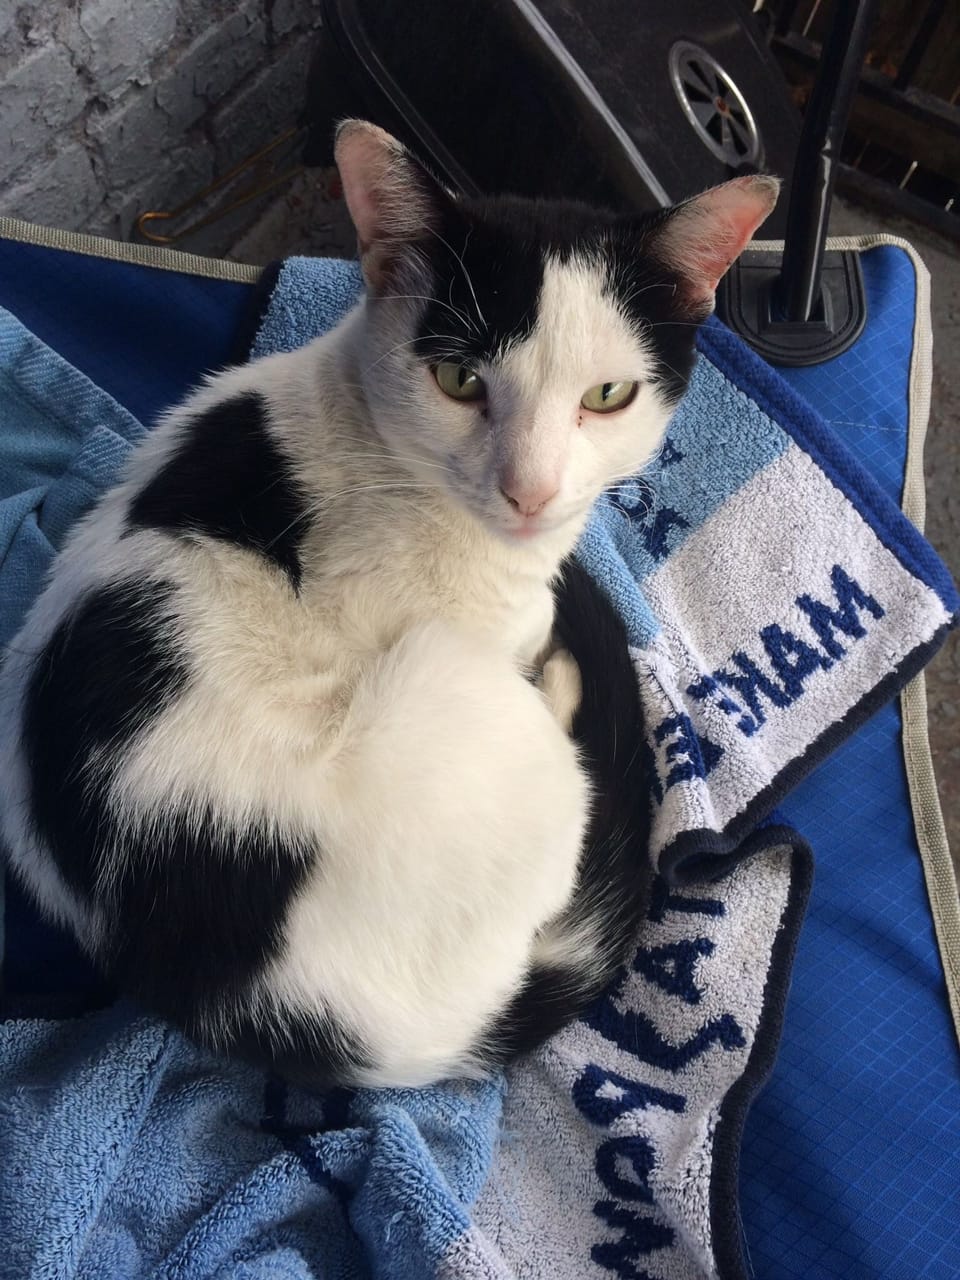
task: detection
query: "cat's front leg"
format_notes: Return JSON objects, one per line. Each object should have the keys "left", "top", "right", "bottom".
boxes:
{"left": 529, "top": 610, "right": 583, "bottom": 733}
{"left": 539, "top": 645, "right": 582, "bottom": 734}
{"left": 514, "top": 587, "right": 582, "bottom": 732}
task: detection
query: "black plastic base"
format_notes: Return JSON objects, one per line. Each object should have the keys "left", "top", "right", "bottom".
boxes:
{"left": 716, "top": 249, "right": 867, "bottom": 367}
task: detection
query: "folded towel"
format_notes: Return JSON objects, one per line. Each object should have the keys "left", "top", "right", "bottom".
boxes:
{"left": 0, "top": 247, "right": 955, "bottom": 1280}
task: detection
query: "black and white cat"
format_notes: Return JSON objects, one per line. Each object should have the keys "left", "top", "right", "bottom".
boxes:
{"left": 0, "top": 123, "right": 777, "bottom": 1087}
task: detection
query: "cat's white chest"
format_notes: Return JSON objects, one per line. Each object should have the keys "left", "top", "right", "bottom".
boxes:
{"left": 301, "top": 497, "right": 560, "bottom": 668}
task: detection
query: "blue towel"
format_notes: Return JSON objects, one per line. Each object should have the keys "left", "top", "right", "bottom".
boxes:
{"left": 0, "top": 307, "right": 144, "bottom": 649}
{"left": 0, "top": 1002, "right": 504, "bottom": 1279}
{"left": 0, "top": 249, "right": 956, "bottom": 1280}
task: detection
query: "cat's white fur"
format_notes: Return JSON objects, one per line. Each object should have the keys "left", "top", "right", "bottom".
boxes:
{"left": 0, "top": 256, "right": 672, "bottom": 1083}
{"left": 0, "top": 124, "right": 777, "bottom": 1084}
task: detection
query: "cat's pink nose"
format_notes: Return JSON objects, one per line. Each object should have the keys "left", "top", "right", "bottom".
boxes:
{"left": 498, "top": 475, "right": 559, "bottom": 518}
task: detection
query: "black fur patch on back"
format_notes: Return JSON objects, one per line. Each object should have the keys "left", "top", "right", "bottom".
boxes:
{"left": 24, "top": 580, "right": 187, "bottom": 898}
{"left": 484, "top": 557, "right": 652, "bottom": 1061}
{"left": 413, "top": 197, "right": 699, "bottom": 405}
{"left": 107, "top": 813, "right": 369, "bottom": 1085}
{"left": 23, "top": 579, "right": 368, "bottom": 1084}
{"left": 128, "top": 392, "right": 308, "bottom": 590}
{"left": 108, "top": 814, "right": 311, "bottom": 1021}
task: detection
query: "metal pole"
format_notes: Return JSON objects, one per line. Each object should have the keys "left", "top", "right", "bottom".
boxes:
{"left": 776, "top": 0, "right": 879, "bottom": 323}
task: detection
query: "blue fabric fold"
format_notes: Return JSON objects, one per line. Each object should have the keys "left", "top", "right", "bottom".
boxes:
{"left": 249, "top": 258, "right": 365, "bottom": 362}
{"left": 0, "top": 305, "right": 144, "bottom": 646}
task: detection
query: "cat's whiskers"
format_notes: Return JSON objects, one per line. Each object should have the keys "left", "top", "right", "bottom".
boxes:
{"left": 361, "top": 336, "right": 429, "bottom": 372}
{"left": 448, "top": 276, "right": 473, "bottom": 336}
{"left": 373, "top": 294, "right": 477, "bottom": 334}
{"left": 264, "top": 481, "right": 439, "bottom": 549}
{"left": 329, "top": 453, "right": 457, "bottom": 475}
{"left": 656, "top": 357, "right": 688, "bottom": 385}
{"left": 361, "top": 336, "right": 465, "bottom": 373}
{"left": 427, "top": 226, "right": 488, "bottom": 332}
{"left": 619, "top": 280, "right": 674, "bottom": 307}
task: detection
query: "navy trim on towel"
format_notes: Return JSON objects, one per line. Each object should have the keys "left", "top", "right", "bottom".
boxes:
{"left": 259, "top": 1076, "right": 356, "bottom": 1207}
{"left": 710, "top": 835, "right": 814, "bottom": 1280}
{"left": 659, "top": 619, "right": 956, "bottom": 884}
{"left": 0, "top": 237, "right": 252, "bottom": 427}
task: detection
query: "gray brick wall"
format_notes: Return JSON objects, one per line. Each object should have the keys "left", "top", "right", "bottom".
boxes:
{"left": 0, "top": 1, "right": 322, "bottom": 245}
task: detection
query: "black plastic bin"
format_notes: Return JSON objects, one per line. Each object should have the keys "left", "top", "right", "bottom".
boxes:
{"left": 301, "top": 0, "right": 801, "bottom": 234}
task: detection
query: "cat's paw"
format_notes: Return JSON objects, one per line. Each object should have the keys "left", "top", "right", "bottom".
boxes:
{"left": 540, "top": 648, "right": 582, "bottom": 735}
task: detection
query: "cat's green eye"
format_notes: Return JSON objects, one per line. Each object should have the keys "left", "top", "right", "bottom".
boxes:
{"left": 434, "top": 361, "right": 486, "bottom": 402}
{"left": 580, "top": 381, "right": 639, "bottom": 414}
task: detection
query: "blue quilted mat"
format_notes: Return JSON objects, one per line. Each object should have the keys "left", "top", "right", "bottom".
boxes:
{"left": 740, "top": 245, "right": 960, "bottom": 1279}
{"left": 0, "top": 237, "right": 250, "bottom": 426}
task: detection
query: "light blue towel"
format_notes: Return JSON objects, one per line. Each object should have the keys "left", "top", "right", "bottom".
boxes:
{"left": 0, "top": 308, "right": 144, "bottom": 647}
{"left": 0, "top": 251, "right": 956, "bottom": 1280}
{"left": 0, "top": 1003, "right": 503, "bottom": 1280}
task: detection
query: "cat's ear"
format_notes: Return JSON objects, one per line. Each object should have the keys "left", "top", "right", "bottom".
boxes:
{"left": 334, "top": 120, "right": 448, "bottom": 292}
{"left": 646, "top": 175, "right": 780, "bottom": 315}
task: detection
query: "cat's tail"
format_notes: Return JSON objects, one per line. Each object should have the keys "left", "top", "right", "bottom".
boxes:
{"left": 483, "top": 556, "right": 653, "bottom": 1062}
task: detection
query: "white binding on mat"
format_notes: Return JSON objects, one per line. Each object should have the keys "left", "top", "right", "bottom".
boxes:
{"left": 890, "top": 239, "right": 960, "bottom": 1051}
{"left": 0, "top": 216, "right": 261, "bottom": 282}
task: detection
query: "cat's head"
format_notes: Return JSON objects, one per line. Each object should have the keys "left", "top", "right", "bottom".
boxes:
{"left": 335, "top": 120, "right": 778, "bottom": 547}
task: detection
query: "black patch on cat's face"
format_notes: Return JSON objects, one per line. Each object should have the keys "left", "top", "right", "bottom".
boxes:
{"left": 413, "top": 196, "right": 699, "bottom": 404}
{"left": 23, "top": 579, "right": 370, "bottom": 1083}
{"left": 607, "top": 216, "right": 701, "bottom": 404}
{"left": 128, "top": 392, "right": 307, "bottom": 590}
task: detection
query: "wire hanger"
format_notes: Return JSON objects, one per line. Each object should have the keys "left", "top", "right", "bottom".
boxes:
{"left": 135, "top": 127, "right": 306, "bottom": 246}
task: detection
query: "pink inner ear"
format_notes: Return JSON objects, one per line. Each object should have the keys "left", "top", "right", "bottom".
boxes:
{"left": 657, "top": 175, "right": 780, "bottom": 305}
{"left": 334, "top": 123, "right": 402, "bottom": 253}
{"left": 334, "top": 121, "right": 444, "bottom": 290}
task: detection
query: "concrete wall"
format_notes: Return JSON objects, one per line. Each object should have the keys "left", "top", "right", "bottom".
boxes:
{"left": 0, "top": 1, "right": 322, "bottom": 241}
